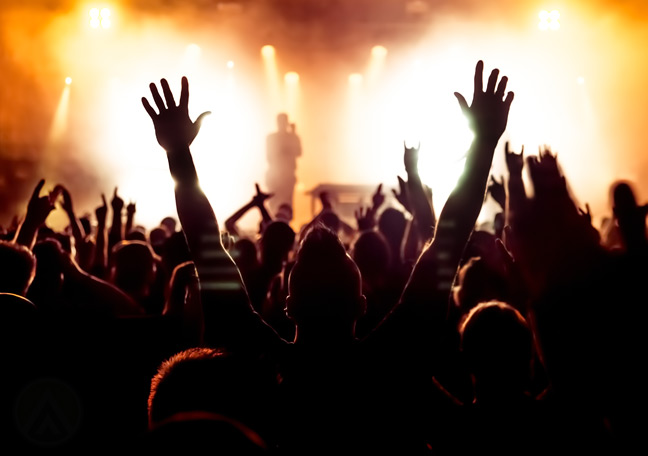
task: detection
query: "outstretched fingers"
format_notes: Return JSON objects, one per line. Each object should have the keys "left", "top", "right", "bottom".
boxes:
{"left": 160, "top": 78, "right": 176, "bottom": 108}
{"left": 486, "top": 68, "right": 500, "bottom": 94}
{"left": 194, "top": 111, "right": 211, "bottom": 128}
{"left": 473, "top": 60, "right": 484, "bottom": 96}
{"left": 495, "top": 76, "right": 508, "bottom": 98}
{"left": 142, "top": 97, "right": 157, "bottom": 119}
{"left": 149, "top": 83, "right": 165, "bottom": 112}
{"left": 454, "top": 92, "right": 469, "bottom": 116}
{"left": 179, "top": 76, "right": 189, "bottom": 110}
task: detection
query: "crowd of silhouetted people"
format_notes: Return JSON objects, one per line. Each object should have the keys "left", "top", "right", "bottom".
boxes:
{"left": 1, "top": 61, "right": 646, "bottom": 454}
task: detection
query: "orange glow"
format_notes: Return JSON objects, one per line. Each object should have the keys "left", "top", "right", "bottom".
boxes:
{"left": 1, "top": 2, "right": 647, "bottom": 231}
{"left": 261, "top": 45, "right": 275, "bottom": 58}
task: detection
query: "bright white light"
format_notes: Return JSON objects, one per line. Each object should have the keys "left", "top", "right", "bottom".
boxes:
{"left": 261, "top": 45, "right": 275, "bottom": 58}
{"left": 89, "top": 8, "right": 99, "bottom": 19}
{"left": 284, "top": 72, "right": 300, "bottom": 84}
{"left": 90, "top": 18, "right": 100, "bottom": 28}
{"left": 186, "top": 43, "right": 202, "bottom": 60}
{"left": 538, "top": 9, "right": 560, "bottom": 31}
{"left": 100, "top": 8, "right": 111, "bottom": 18}
{"left": 65, "top": 77, "right": 72, "bottom": 85}
{"left": 348, "top": 73, "right": 363, "bottom": 85}
{"left": 372, "top": 45, "right": 388, "bottom": 58}
{"left": 577, "top": 76, "right": 585, "bottom": 84}
{"left": 227, "top": 60, "right": 235, "bottom": 69}
{"left": 101, "top": 18, "right": 111, "bottom": 29}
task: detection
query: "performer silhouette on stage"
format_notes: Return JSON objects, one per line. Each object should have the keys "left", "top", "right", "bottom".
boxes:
{"left": 265, "top": 113, "right": 301, "bottom": 219}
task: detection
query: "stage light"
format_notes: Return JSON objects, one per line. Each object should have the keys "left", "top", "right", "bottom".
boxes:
{"left": 577, "top": 76, "right": 585, "bottom": 85}
{"left": 348, "top": 73, "right": 363, "bottom": 85}
{"left": 65, "top": 77, "right": 72, "bottom": 85}
{"left": 284, "top": 72, "right": 300, "bottom": 84}
{"left": 227, "top": 60, "right": 235, "bottom": 69}
{"left": 261, "top": 45, "right": 275, "bottom": 58}
{"left": 372, "top": 45, "right": 388, "bottom": 58}
{"left": 186, "top": 43, "right": 202, "bottom": 59}
{"left": 539, "top": 9, "right": 560, "bottom": 31}
{"left": 89, "top": 7, "right": 112, "bottom": 29}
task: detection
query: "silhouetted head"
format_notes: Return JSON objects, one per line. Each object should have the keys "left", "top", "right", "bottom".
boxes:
{"left": 378, "top": 207, "right": 406, "bottom": 250}
{"left": 161, "top": 217, "right": 177, "bottom": 234}
{"left": 126, "top": 227, "right": 147, "bottom": 242}
{"left": 148, "top": 347, "right": 277, "bottom": 449}
{"left": 0, "top": 292, "right": 38, "bottom": 346}
{"left": 287, "top": 226, "right": 365, "bottom": 332}
{"left": 27, "top": 239, "right": 65, "bottom": 310}
{"left": 149, "top": 226, "right": 170, "bottom": 256}
{"left": 0, "top": 240, "right": 36, "bottom": 296}
{"left": 259, "top": 221, "right": 295, "bottom": 266}
{"left": 110, "top": 240, "right": 158, "bottom": 295}
{"left": 612, "top": 180, "right": 638, "bottom": 215}
{"left": 453, "top": 257, "right": 508, "bottom": 314}
{"left": 276, "top": 113, "right": 289, "bottom": 131}
{"left": 460, "top": 301, "right": 532, "bottom": 395}
{"left": 351, "top": 230, "right": 391, "bottom": 286}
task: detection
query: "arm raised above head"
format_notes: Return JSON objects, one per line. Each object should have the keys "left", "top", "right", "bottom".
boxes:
{"left": 380, "top": 61, "right": 514, "bottom": 340}
{"left": 142, "top": 77, "right": 281, "bottom": 351}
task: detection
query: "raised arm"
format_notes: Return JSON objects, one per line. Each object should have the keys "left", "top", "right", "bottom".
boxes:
{"left": 125, "top": 201, "right": 136, "bottom": 237}
{"left": 142, "top": 77, "right": 281, "bottom": 350}
{"left": 91, "top": 193, "right": 108, "bottom": 278}
{"left": 56, "top": 184, "right": 86, "bottom": 247}
{"left": 224, "top": 184, "right": 274, "bottom": 237}
{"left": 404, "top": 143, "right": 436, "bottom": 242}
{"left": 392, "top": 61, "right": 514, "bottom": 332}
{"left": 505, "top": 141, "right": 526, "bottom": 225}
{"left": 14, "top": 179, "right": 60, "bottom": 249}
{"left": 108, "top": 187, "right": 124, "bottom": 250}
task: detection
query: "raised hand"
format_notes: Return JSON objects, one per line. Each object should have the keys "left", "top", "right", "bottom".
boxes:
{"left": 251, "top": 183, "right": 273, "bottom": 207}
{"left": 26, "top": 179, "right": 60, "bottom": 226}
{"left": 126, "top": 201, "right": 136, "bottom": 216}
{"left": 355, "top": 206, "right": 376, "bottom": 231}
{"left": 142, "top": 77, "right": 211, "bottom": 151}
{"left": 454, "top": 60, "right": 514, "bottom": 143}
{"left": 95, "top": 194, "right": 108, "bottom": 225}
{"left": 505, "top": 141, "right": 524, "bottom": 176}
{"left": 111, "top": 187, "right": 124, "bottom": 213}
{"left": 526, "top": 146, "right": 566, "bottom": 195}
{"left": 578, "top": 203, "right": 592, "bottom": 226}
{"left": 54, "top": 184, "right": 74, "bottom": 214}
{"left": 371, "top": 183, "right": 385, "bottom": 211}
{"left": 14, "top": 179, "right": 61, "bottom": 248}
{"left": 404, "top": 141, "right": 420, "bottom": 174}
{"left": 487, "top": 175, "right": 506, "bottom": 209}
{"left": 392, "top": 176, "right": 411, "bottom": 214}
